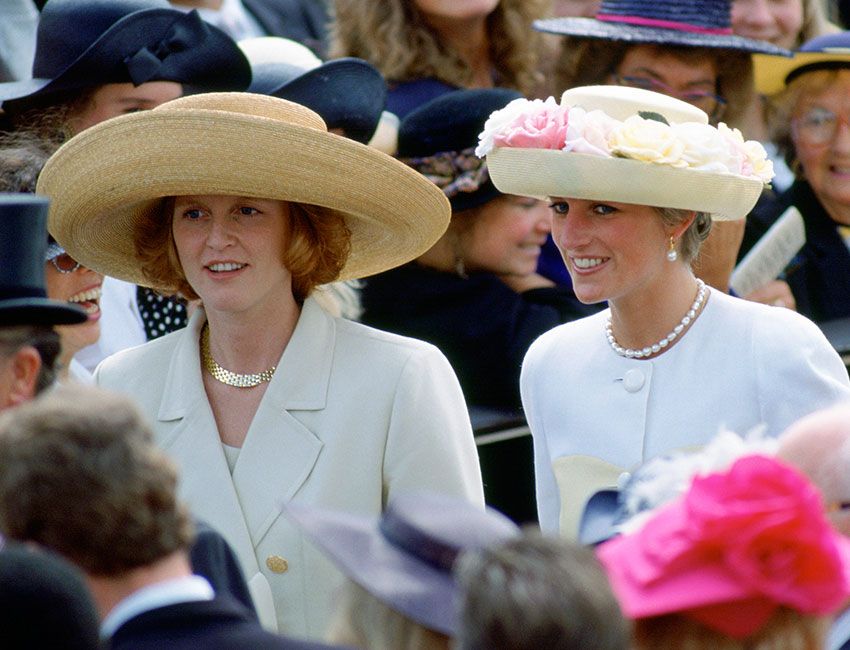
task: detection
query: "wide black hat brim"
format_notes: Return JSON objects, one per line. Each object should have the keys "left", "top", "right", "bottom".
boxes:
{"left": 534, "top": 17, "right": 792, "bottom": 56}
{"left": 0, "top": 299, "right": 88, "bottom": 327}
{"left": 0, "top": 9, "right": 251, "bottom": 104}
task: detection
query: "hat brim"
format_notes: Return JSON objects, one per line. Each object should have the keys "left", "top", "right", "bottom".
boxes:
{"left": 37, "top": 95, "right": 450, "bottom": 286}
{"left": 283, "top": 503, "right": 458, "bottom": 636}
{"left": 253, "top": 58, "right": 387, "bottom": 144}
{"left": 486, "top": 147, "right": 763, "bottom": 220}
{"left": 533, "top": 17, "right": 792, "bottom": 56}
{"left": 0, "top": 9, "right": 250, "bottom": 104}
{"left": 0, "top": 299, "right": 88, "bottom": 327}
{"left": 753, "top": 52, "right": 850, "bottom": 95}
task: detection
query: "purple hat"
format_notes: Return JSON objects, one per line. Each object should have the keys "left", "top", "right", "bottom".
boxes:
{"left": 534, "top": 0, "right": 790, "bottom": 56}
{"left": 285, "top": 492, "right": 519, "bottom": 636}
{"left": 0, "top": 0, "right": 251, "bottom": 106}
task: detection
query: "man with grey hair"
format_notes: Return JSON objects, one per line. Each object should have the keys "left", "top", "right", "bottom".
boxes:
{"left": 454, "top": 531, "right": 630, "bottom": 650}
{"left": 777, "top": 403, "right": 850, "bottom": 650}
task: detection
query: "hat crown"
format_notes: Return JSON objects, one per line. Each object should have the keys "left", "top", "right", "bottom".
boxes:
{"left": 34, "top": 0, "right": 171, "bottom": 79}
{"left": 561, "top": 85, "right": 708, "bottom": 124}
{"left": 597, "top": 0, "right": 732, "bottom": 31}
{"left": 0, "top": 194, "right": 50, "bottom": 300}
{"left": 154, "top": 92, "right": 327, "bottom": 131}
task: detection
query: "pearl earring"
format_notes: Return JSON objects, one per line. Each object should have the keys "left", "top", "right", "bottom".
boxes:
{"left": 667, "top": 237, "right": 678, "bottom": 262}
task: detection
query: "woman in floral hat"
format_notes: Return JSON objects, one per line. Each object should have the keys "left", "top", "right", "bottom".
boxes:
{"left": 476, "top": 85, "right": 850, "bottom": 538}
{"left": 597, "top": 454, "right": 850, "bottom": 648}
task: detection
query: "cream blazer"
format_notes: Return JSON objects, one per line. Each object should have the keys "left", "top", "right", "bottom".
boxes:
{"left": 95, "top": 298, "right": 484, "bottom": 638}
{"left": 521, "top": 291, "right": 850, "bottom": 539}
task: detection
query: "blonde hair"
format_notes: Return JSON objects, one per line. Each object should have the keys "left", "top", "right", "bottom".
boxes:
{"left": 799, "top": 0, "right": 841, "bottom": 47}
{"left": 331, "top": 0, "right": 551, "bottom": 95}
{"left": 134, "top": 198, "right": 352, "bottom": 303}
{"left": 326, "top": 580, "right": 450, "bottom": 650}
{"left": 634, "top": 608, "right": 829, "bottom": 650}
{"left": 553, "top": 40, "right": 755, "bottom": 128}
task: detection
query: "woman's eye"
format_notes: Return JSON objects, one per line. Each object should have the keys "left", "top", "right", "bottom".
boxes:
{"left": 237, "top": 206, "right": 260, "bottom": 216}
{"left": 549, "top": 201, "right": 569, "bottom": 215}
{"left": 182, "top": 208, "right": 204, "bottom": 220}
{"left": 592, "top": 204, "right": 617, "bottom": 216}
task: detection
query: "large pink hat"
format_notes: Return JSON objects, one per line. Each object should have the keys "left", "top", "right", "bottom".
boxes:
{"left": 596, "top": 454, "right": 850, "bottom": 639}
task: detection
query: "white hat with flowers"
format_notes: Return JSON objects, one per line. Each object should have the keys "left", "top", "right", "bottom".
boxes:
{"left": 476, "top": 85, "right": 772, "bottom": 220}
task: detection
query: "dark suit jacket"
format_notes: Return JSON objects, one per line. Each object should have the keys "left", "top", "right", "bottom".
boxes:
{"left": 241, "top": 0, "right": 330, "bottom": 57}
{"left": 109, "top": 596, "right": 339, "bottom": 650}
{"left": 190, "top": 521, "right": 256, "bottom": 617}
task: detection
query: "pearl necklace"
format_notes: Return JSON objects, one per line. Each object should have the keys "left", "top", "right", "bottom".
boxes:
{"left": 605, "top": 279, "right": 708, "bottom": 359}
{"left": 201, "top": 323, "right": 276, "bottom": 388}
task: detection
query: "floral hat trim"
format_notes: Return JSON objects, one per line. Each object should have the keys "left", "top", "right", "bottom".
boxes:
{"left": 475, "top": 97, "right": 774, "bottom": 185}
{"left": 596, "top": 454, "right": 850, "bottom": 638}
{"left": 399, "top": 147, "right": 490, "bottom": 199}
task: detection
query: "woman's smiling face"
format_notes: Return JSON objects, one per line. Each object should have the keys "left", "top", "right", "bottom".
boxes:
{"left": 549, "top": 197, "right": 671, "bottom": 305}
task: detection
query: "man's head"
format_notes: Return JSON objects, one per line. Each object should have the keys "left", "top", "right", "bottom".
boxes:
{"left": 0, "top": 385, "right": 194, "bottom": 576}
{"left": 777, "top": 403, "right": 850, "bottom": 537}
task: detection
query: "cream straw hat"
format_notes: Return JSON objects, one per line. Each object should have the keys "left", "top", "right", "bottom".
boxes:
{"left": 36, "top": 92, "right": 450, "bottom": 286}
{"left": 477, "top": 86, "right": 773, "bottom": 220}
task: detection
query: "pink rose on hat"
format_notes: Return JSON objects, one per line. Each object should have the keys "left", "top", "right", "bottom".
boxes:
{"left": 491, "top": 97, "right": 569, "bottom": 151}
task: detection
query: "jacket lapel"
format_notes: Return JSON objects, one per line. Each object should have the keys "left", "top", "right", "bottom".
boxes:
{"left": 231, "top": 299, "right": 333, "bottom": 544}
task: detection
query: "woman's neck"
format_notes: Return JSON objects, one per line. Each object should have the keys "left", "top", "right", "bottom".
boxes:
{"left": 424, "top": 14, "right": 493, "bottom": 87}
{"left": 819, "top": 194, "right": 850, "bottom": 227}
{"left": 608, "top": 266, "right": 705, "bottom": 352}
{"left": 203, "top": 297, "right": 301, "bottom": 373}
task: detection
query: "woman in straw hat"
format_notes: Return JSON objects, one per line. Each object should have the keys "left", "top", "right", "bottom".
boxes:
{"left": 476, "top": 85, "right": 850, "bottom": 538}
{"left": 36, "top": 92, "right": 485, "bottom": 638}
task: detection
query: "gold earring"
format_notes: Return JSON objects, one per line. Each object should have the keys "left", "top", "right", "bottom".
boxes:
{"left": 667, "top": 237, "right": 678, "bottom": 262}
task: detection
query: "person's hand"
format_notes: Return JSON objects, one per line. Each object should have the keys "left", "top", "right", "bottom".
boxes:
{"left": 745, "top": 280, "right": 796, "bottom": 310}
{"left": 498, "top": 272, "right": 555, "bottom": 294}
{"left": 692, "top": 219, "right": 746, "bottom": 292}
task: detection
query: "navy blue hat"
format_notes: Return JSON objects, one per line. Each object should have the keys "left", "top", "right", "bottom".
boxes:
{"left": 535, "top": 0, "right": 791, "bottom": 56}
{"left": 397, "top": 87, "right": 522, "bottom": 213}
{"left": 285, "top": 492, "right": 519, "bottom": 636}
{"left": 241, "top": 37, "right": 387, "bottom": 145}
{"left": 0, "top": 0, "right": 251, "bottom": 106}
{"left": 0, "top": 194, "right": 87, "bottom": 326}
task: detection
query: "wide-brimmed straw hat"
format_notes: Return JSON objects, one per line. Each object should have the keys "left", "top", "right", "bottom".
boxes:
{"left": 36, "top": 92, "right": 451, "bottom": 286}
{"left": 477, "top": 85, "right": 772, "bottom": 220}
{"left": 284, "top": 492, "right": 519, "bottom": 636}
{"left": 754, "top": 32, "right": 850, "bottom": 95}
{"left": 397, "top": 88, "right": 523, "bottom": 213}
{"left": 0, "top": 194, "right": 87, "bottom": 327}
{"left": 240, "top": 36, "right": 386, "bottom": 145}
{"left": 534, "top": 0, "right": 790, "bottom": 56}
{"left": 0, "top": 0, "right": 251, "bottom": 107}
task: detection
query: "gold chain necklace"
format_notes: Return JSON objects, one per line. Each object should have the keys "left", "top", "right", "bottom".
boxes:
{"left": 200, "top": 323, "right": 276, "bottom": 388}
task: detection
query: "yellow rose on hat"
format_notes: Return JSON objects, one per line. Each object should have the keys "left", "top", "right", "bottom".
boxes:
{"left": 609, "top": 115, "right": 686, "bottom": 167}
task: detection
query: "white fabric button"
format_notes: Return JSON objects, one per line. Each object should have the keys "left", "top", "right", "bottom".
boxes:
{"left": 623, "top": 369, "right": 645, "bottom": 392}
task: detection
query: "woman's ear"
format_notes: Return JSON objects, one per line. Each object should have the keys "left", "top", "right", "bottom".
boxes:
{"left": 669, "top": 211, "right": 697, "bottom": 240}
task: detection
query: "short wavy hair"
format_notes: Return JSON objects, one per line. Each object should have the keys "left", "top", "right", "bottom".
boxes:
{"left": 553, "top": 40, "right": 754, "bottom": 128}
{"left": 657, "top": 207, "right": 712, "bottom": 265}
{"left": 0, "top": 386, "right": 194, "bottom": 577}
{"left": 331, "top": 0, "right": 551, "bottom": 96}
{"left": 135, "top": 198, "right": 352, "bottom": 303}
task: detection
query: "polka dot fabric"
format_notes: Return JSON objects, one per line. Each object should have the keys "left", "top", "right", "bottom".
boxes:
{"left": 137, "top": 286, "right": 188, "bottom": 341}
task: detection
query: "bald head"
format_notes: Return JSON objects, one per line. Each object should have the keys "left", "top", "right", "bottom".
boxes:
{"left": 777, "top": 403, "right": 850, "bottom": 536}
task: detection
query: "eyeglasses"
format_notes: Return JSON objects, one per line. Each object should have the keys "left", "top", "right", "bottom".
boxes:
{"left": 792, "top": 107, "right": 850, "bottom": 146}
{"left": 611, "top": 74, "right": 727, "bottom": 122}
{"left": 49, "top": 252, "right": 82, "bottom": 274}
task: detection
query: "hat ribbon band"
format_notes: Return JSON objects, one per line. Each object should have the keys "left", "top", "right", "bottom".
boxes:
{"left": 124, "top": 10, "right": 211, "bottom": 85}
{"left": 596, "top": 13, "right": 733, "bottom": 35}
{"left": 379, "top": 516, "right": 457, "bottom": 573}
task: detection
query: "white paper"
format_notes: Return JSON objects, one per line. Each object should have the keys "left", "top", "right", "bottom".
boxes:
{"left": 730, "top": 206, "right": 805, "bottom": 298}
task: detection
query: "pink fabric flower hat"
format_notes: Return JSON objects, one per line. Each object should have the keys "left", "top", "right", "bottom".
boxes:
{"left": 596, "top": 454, "right": 850, "bottom": 639}
{"left": 476, "top": 85, "right": 773, "bottom": 220}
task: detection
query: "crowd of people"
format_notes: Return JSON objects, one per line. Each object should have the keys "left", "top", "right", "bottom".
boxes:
{"left": 3, "top": 0, "right": 850, "bottom": 648}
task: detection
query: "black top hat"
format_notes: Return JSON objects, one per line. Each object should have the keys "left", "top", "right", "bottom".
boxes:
{"left": 0, "top": 0, "right": 251, "bottom": 107}
{"left": 241, "top": 37, "right": 387, "bottom": 145}
{"left": 0, "top": 194, "right": 87, "bottom": 327}
{"left": 397, "top": 87, "right": 523, "bottom": 213}
{"left": 534, "top": 0, "right": 791, "bottom": 56}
